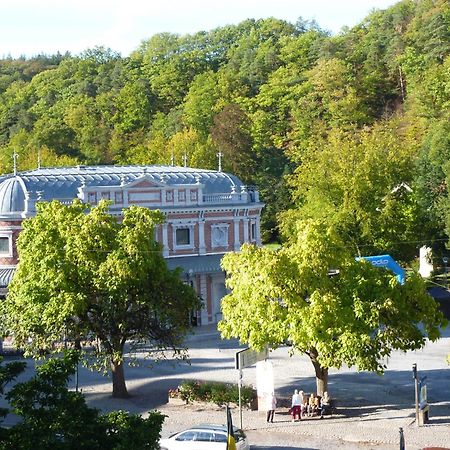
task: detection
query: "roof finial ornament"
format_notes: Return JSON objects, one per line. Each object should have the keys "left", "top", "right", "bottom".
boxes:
{"left": 37, "top": 148, "right": 41, "bottom": 169}
{"left": 13, "top": 150, "right": 18, "bottom": 176}
{"left": 171, "top": 151, "right": 175, "bottom": 167}
{"left": 216, "top": 151, "right": 223, "bottom": 172}
{"left": 182, "top": 152, "right": 188, "bottom": 168}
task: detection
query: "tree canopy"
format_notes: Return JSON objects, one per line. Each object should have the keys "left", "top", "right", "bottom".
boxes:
{"left": 0, "top": 352, "right": 164, "bottom": 450}
{"left": 1, "top": 200, "right": 200, "bottom": 398}
{"left": 1, "top": 0, "right": 449, "bottom": 249}
{"left": 218, "top": 220, "right": 446, "bottom": 395}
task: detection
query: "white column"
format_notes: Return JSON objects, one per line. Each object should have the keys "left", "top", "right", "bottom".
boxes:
{"left": 256, "top": 216, "right": 262, "bottom": 246}
{"left": 233, "top": 218, "right": 240, "bottom": 251}
{"left": 200, "top": 274, "right": 208, "bottom": 325}
{"left": 198, "top": 220, "right": 206, "bottom": 255}
{"left": 243, "top": 218, "right": 249, "bottom": 243}
{"left": 162, "top": 223, "right": 169, "bottom": 257}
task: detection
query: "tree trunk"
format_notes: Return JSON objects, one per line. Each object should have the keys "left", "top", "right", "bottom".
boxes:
{"left": 111, "top": 358, "right": 129, "bottom": 398}
{"left": 308, "top": 348, "right": 329, "bottom": 397}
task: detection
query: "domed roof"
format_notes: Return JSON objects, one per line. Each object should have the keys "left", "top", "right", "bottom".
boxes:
{"left": 0, "top": 176, "right": 26, "bottom": 214}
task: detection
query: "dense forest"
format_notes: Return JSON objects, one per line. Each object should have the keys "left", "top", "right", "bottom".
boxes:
{"left": 0, "top": 0, "right": 449, "bottom": 263}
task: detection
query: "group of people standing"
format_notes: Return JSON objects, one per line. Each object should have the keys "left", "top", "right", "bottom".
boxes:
{"left": 264, "top": 390, "right": 332, "bottom": 423}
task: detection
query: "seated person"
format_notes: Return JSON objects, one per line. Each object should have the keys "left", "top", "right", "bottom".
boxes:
{"left": 308, "top": 393, "right": 317, "bottom": 416}
{"left": 320, "top": 391, "right": 332, "bottom": 418}
{"left": 301, "top": 394, "right": 309, "bottom": 417}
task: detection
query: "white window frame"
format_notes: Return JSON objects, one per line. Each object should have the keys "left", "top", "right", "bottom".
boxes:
{"left": 173, "top": 223, "right": 195, "bottom": 250}
{"left": 0, "top": 232, "right": 13, "bottom": 257}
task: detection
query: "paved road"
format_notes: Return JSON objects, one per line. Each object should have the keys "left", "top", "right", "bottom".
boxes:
{"left": 1, "top": 324, "right": 449, "bottom": 449}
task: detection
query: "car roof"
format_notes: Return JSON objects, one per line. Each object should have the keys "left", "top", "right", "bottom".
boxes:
{"left": 183, "top": 423, "right": 242, "bottom": 433}
{"left": 189, "top": 424, "right": 227, "bottom": 432}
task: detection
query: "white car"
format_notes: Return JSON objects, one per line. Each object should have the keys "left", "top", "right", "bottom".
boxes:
{"left": 159, "top": 423, "right": 250, "bottom": 450}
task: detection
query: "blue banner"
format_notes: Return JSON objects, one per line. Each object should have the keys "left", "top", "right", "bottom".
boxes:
{"left": 356, "top": 254, "right": 405, "bottom": 284}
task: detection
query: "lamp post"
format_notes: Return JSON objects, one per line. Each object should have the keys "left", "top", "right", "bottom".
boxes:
{"left": 443, "top": 257, "right": 448, "bottom": 289}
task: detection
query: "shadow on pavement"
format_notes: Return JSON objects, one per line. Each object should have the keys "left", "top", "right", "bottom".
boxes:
{"left": 254, "top": 447, "right": 319, "bottom": 450}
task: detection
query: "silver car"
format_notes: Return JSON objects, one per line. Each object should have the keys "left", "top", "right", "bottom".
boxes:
{"left": 159, "top": 423, "right": 250, "bottom": 450}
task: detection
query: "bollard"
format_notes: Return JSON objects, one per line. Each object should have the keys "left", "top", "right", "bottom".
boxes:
{"left": 399, "top": 427, "right": 405, "bottom": 450}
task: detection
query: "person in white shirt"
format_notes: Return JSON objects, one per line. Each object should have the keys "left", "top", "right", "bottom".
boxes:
{"left": 266, "top": 392, "right": 277, "bottom": 423}
{"left": 291, "top": 389, "right": 303, "bottom": 421}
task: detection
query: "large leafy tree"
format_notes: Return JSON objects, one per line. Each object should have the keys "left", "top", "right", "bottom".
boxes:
{"left": 285, "top": 122, "right": 421, "bottom": 261}
{"left": 211, "top": 104, "right": 256, "bottom": 183}
{"left": 1, "top": 200, "right": 200, "bottom": 398}
{"left": 0, "top": 352, "right": 164, "bottom": 450}
{"left": 218, "top": 220, "right": 446, "bottom": 396}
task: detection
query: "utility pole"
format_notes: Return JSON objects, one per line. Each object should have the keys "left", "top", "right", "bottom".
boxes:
{"left": 443, "top": 257, "right": 448, "bottom": 289}
{"left": 413, "top": 363, "right": 419, "bottom": 425}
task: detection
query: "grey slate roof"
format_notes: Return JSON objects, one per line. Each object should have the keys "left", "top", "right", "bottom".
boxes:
{"left": 0, "top": 165, "right": 245, "bottom": 214}
{"left": 0, "top": 177, "right": 26, "bottom": 214}
{"left": 0, "top": 255, "right": 223, "bottom": 290}
{"left": 165, "top": 254, "right": 224, "bottom": 275}
{"left": 0, "top": 268, "right": 15, "bottom": 288}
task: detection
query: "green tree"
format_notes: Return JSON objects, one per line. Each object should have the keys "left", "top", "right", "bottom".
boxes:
{"left": 219, "top": 220, "right": 445, "bottom": 396}
{"left": 1, "top": 201, "right": 200, "bottom": 398}
{"left": 183, "top": 70, "right": 220, "bottom": 138}
{"left": 0, "top": 352, "right": 164, "bottom": 450}
{"left": 211, "top": 104, "right": 256, "bottom": 182}
{"left": 285, "top": 122, "right": 421, "bottom": 261}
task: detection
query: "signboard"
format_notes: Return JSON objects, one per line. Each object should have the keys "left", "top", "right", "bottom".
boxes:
{"left": 256, "top": 360, "right": 274, "bottom": 411}
{"left": 357, "top": 254, "right": 405, "bottom": 284}
{"left": 419, "top": 376, "right": 428, "bottom": 409}
{"left": 235, "top": 347, "right": 269, "bottom": 370}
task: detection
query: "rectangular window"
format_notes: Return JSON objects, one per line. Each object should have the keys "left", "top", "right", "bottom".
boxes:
{"left": 0, "top": 237, "right": 9, "bottom": 254}
{"left": 88, "top": 192, "right": 97, "bottom": 204}
{"left": 176, "top": 228, "right": 190, "bottom": 246}
{"left": 251, "top": 222, "right": 256, "bottom": 240}
{"left": 114, "top": 192, "right": 123, "bottom": 204}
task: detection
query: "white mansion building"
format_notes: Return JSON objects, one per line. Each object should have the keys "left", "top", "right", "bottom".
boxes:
{"left": 0, "top": 165, "right": 263, "bottom": 326}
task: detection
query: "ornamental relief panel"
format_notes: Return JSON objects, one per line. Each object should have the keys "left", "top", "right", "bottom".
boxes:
{"left": 211, "top": 224, "right": 229, "bottom": 248}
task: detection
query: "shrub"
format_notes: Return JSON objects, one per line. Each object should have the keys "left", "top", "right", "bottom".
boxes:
{"left": 176, "top": 380, "right": 255, "bottom": 407}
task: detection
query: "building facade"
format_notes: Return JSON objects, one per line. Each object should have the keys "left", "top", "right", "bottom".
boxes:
{"left": 0, "top": 165, "right": 263, "bottom": 325}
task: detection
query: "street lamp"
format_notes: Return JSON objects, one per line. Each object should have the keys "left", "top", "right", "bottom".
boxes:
{"left": 443, "top": 257, "right": 448, "bottom": 289}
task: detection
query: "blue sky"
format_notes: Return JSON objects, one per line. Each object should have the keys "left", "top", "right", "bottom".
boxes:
{"left": 2, "top": 0, "right": 399, "bottom": 58}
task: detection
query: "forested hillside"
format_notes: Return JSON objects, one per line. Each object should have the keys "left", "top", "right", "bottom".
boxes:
{"left": 0, "top": 0, "right": 449, "bottom": 261}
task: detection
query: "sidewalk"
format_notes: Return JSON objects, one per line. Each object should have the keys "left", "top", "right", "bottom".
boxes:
{"left": 158, "top": 399, "right": 450, "bottom": 449}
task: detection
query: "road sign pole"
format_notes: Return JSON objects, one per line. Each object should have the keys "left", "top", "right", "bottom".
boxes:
{"left": 238, "top": 369, "right": 243, "bottom": 429}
